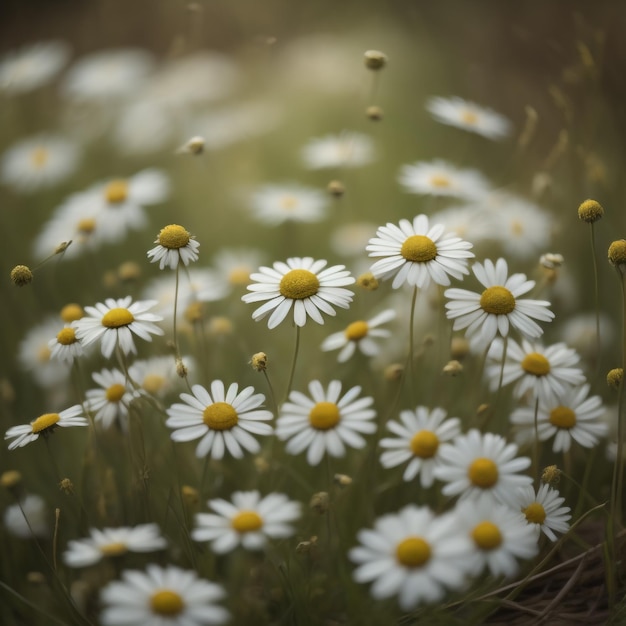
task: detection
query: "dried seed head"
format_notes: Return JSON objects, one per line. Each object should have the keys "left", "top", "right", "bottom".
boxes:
{"left": 309, "top": 491, "right": 330, "bottom": 514}
{"left": 177, "top": 136, "right": 206, "bottom": 155}
{"left": 443, "top": 360, "right": 463, "bottom": 376}
{"left": 578, "top": 199, "right": 604, "bottom": 223}
{"left": 364, "top": 50, "right": 387, "bottom": 70}
{"left": 607, "top": 368, "right": 623, "bottom": 390}
{"left": 250, "top": 352, "right": 268, "bottom": 372}
{"left": 384, "top": 363, "right": 404, "bottom": 381}
{"left": 59, "top": 478, "right": 74, "bottom": 494}
{"left": 333, "top": 473, "right": 352, "bottom": 487}
{"left": 327, "top": 180, "right": 346, "bottom": 197}
{"left": 366, "top": 105, "right": 383, "bottom": 121}
{"left": 175, "top": 358, "right": 188, "bottom": 379}
{"left": 542, "top": 465, "right": 561, "bottom": 486}
{"left": 450, "top": 337, "right": 470, "bottom": 360}
{"left": 540, "top": 253, "right": 564, "bottom": 270}
{"left": 10, "top": 265, "right": 33, "bottom": 286}
{"left": 608, "top": 240, "right": 626, "bottom": 267}
{"left": 356, "top": 272, "right": 379, "bottom": 291}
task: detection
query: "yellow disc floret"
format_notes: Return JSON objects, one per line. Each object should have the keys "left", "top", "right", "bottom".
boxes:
{"left": 150, "top": 590, "right": 184, "bottom": 616}
{"left": 231, "top": 510, "right": 264, "bottom": 533}
{"left": 31, "top": 413, "right": 60, "bottom": 433}
{"left": 56, "top": 327, "right": 77, "bottom": 345}
{"left": 345, "top": 321, "right": 369, "bottom": 341}
{"left": 549, "top": 406, "right": 576, "bottom": 429}
{"left": 471, "top": 521, "right": 502, "bottom": 550}
{"left": 279, "top": 269, "right": 320, "bottom": 300}
{"left": 105, "top": 180, "right": 128, "bottom": 204}
{"left": 106, "top": 383, "right": 126, "bottom": 403}
{"left": 523, "top": 502, "right": 546, "bottom": 525}
{"left": 203, "top": 402, "right": 238, "bottom": 430}
{"left": 468, "top": 457, "right": 498, "bottom": 488}
{"left": 479, "top": 286, "right": 516, "bottom": 315}
{"left": 309, "top": 402, "right": 341, "bottom": 430}
{"left": 521, "top": 352, "right": 551, "bottom": 377}
{"left": 395, "top": 536, "right": 431, "bottom": 568}
{"left": 410, "top": 430, "right": 439, "bottom": 458}
{"left": 157, "top": 225, "right": 191, "bottom": 250}
{"left": 102, "top": 308, "right": 134, "bottom": 328}
{"left": 400, "top": 235, "right": 438, "bottom": 263}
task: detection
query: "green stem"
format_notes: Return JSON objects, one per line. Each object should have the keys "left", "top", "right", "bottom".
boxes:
{"left": 590, "top": 223, "right": 601, "bottom": 378}
{"left": 284, "top": 325, "right": 301, "bottom": 402}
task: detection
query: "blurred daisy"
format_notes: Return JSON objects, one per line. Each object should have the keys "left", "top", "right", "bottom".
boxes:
{"left": 192, "top": 490, "right": 300, "bottom": 553}
{"left": 48, "top": 325, "right": 83, "bottom": 364}
{"left": 166, "top": 381, "right": 273, "bottom": 459}
{"left": 249, "top": 183, "right": 328, "bottom": 225}
{"left": 276, "top": 380, "right": 376, "bottom": 466}
{"left": 64, "top": 524, "right": 167, "bottom": 567}
{"left": 1, "top": 134, "right": 80, "bottom": 193}
{"left": 444, "top": 258, "right": 554, "bottom": 348}
{"left": 0, "top": 40, "right": 70, "bottom": 94}
{"left": 349, "top": 505, "right": 472, "bottom": 610}
{"left": 367, "top": 214, "right": 474, "bottom": 289}
{"left": 426, "top": 96, "right": 512, "bottom": 140}
{"left": 398, "top": 159, "right": 491, "bottom": 200}
{"left": 301, "top": 132, "right": 375, "bottom": 169}
{"left": 4, "top": 494, "right": 49, "bottom": 539}
{"left": 129, "top": 356, "right": 190, "bottom": 399}
{"left": 379, "top": 406, "right": 461, "bottom": 487}
{"left": 455, "top": 499, "right": 538, "bottom": 578}
{"left": 434, "top": 429, "right": 532, "bottom": 506}
{"left": 5, "top": 405, "right": 87, "bottom": 450}
{"left": 213, "top": 247, "right": 265, "bottom": 292}
{"left": 147, "top": 224, "right": 200, "bottom": 270}
{"left": 113, "top": 99, "right": 175, "bottom": 156}
{"left": 321, "top": 309, "right": 396, "bottom": 362}
{"left": 99, "top": 564, "right": 228, "bottom": 626}
{"left": 86, "top": 368, "right": 137, "bottom": 430}
{"left": 242, "top": 257, "right": 354, "bottom": 330}
{"left": 514, "top": 484, "right": 571, "bottom": 542}
{"left": 486, "top": 338, "right": 586, "bottom": 405}
{"left": 510, "top": 383, "right": 607, "bottom": 453}
{"left": 330, "top": 222, "right": 378, "bottom": 258}
{"left": 430, "top": 205, "right": 493, "bottom": 246}
{"left": 74, "top": 296, "right": 164, "bottom": 359}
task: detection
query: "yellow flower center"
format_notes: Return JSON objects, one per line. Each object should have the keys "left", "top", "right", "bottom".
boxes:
{"left": 461, "top": 110, "right": 478, "bottom": 125}
{"left": 228, "top": 267, "right": 251, "bottom": 286}
{"left": 56, "top": 327, "right": 77, "bottom": 346}
{"left": 468, "top": 457, "right": 498, "bottom": 488}
{"left": 280, "top": 195, "right": 299, "bottom": 211}
{"left": 185, "top": 301, "right": 204, "bottom": 323}
{"left": 511, "top": 220, "right": 524, "bottom": 236}
{"left": 231, "top": 510, "right": 264, "bottom": 533}
{"left": 142, "top": 374, "right": 166, "bottom": 395}
{"left": 279, "top": 269, "right": 320, "bottom": 300}
{"left": 479, "top": 286, "right": 516, "bottom": 315}
{"left": 102, "top": 307, "right": 134, "bottom": 328}
{"left": 30, "top": 147, "right": 49, "bottom": 168}
{"left": 395, "top": 536, "right": 432, "bottom": 568}
{"left": 157, "top": 225, "right": 191, "bottom": 250}
{"left": 549, "top": 406, "right": 577, "bottom": 429}
{"left": 106, "top": 383, "right": 126, "bottom": 403}
{"left": 345, "top": 321, "right": 369, "bottom": 341}
{"left": 105, "top": 180, "right": 129, "bottom": 204}
{"left": 430, "top": 175, "right": 451, "bottom": 188}
{"left": 309, "top": 402, "right": 340, "bottom": 430}
{"left": 37, "top": 345, "right": 51, "bottom": 363}
{"left": 471, "top": 521, "right": 502, "bottom": 551}
{"left": 150, "top": 590, "right": 184, "bottom": 617}
{"left": 77, "top": 218, "right": 96, "bottom": 235}
{"left": 203, "top": 402, "right": 238, "bottom": 430}
{"left": 521, "top": 352, "right": 551, "bottom": 377}
{"left": 401, "top": 235, "right": 437, "bottom": 263}
{"left": 31, "top": 413, "right": 60, "bottom": 433}
{"left": 410, "top": 430, "right": 440, "bottom": 459}
{"left": 99, "top": 542, "right": 128, "bottom": 556}
{"left": 523, "top": 502, "right": 546, "bottom": 525}
{"left": 60, "top": 303, "right": 84, "bottom": 322}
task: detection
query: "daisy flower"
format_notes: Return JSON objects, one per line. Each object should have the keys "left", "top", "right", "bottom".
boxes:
{"left": 249, "top": 183, "right": 328, "bottom": 225}
{"left": 510, "top": 383, "right": 607, "bottom": 453}
{"left": 99, "top": 564, "right": 228, "bottom": 626}
{"left": 425, "top": 96, "right": 512, "bottom": 140}
{"left": 444, "top": 258, "right": 554, "bottom": 348}
{"left": 192, "top": 490, "right": 301, "bottom": 553}
{"left": 5, "top": 405, "right": 88, "bottom": 450}
{"left": 275, "top": 380, "right": 376, "bottom": 466}
{"left": 166, "top": 381, "right": 273, "bottom": 459}
{"left": 48, "top": 325, "right": 83, "bottom": 364}
{"left": 329, "top": 222, "right": 379, "bottom": 258}
{"left": 3, "top": 494, "right": 49, "bottom": 539}
{"left": 349, "top": 505, "right": 472, "bottom": 610}
{"left": 366, "top": 214, "right": 474, "bottom": 289}
{"left": 321, "top": 309, "right": 396, "bottom": 363}
{"left": 74, "top": 296, "right": 164, "bottom": 359}
{"left": 129, "top": 356, "right": 191, "bottom": 399}
{"left": 398, "top": 159, "right": 491, "bottom": 200}
{"left": 242, "top": 257, "right": 355, "bottom": 330}
{"left": 486, "top": 338, "right": 586, "bottom": 405}
{"left": 213, "top": 247, "right": 265, "bottom": 292}
{"left": 379, "top": 406, "right": 461, "bottom": 487}
{"left": 301, "top": 132, "right": 375, "bottom": 169}
{"left": 147, "top": 224, "right": 200, "bottom": 270}
{"left": 433, "top": 429, "right": 532, "bottom": 506}
{"left": 514, "top": 484, "right": 571, "bottom": 541}
{"left": 63, "top": 524, "right": 167, "bottom": 567}
{"left": 86, "top": 368, "right": 137, "bottom": 430}
{"left": 455, "top": 499, "right": 538, "bottom": 578}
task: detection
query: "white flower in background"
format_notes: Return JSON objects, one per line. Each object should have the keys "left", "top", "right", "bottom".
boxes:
{"left": 514, "top": 484, "right": 571, "bottom": 541}
{"left": 379, "top": 406, "right": 461, "bottom": 487}
{"left": 129, "top": 356, "right": 191, "bottom": 399}
{"left": 213, "top": 248, "right": 265, "bottom": 293}
{"left": 63, "top": 524, "right": 167, "bottom": 567}
{"left": 99, "top": 564, "right": 228, "bottom": 626}
{"left": 321, "top": 309, "right": 396, "bottom": 362}
{"left": 349, "top": 505, "right": 472, "bottom": 610}
{"left": 147, "top": 224, "right": 200, "bottom": 270}
{"left": 301, "top": 132, "right": 375, "bottom": 169}
{"left": 192, "top": 490, "right": 301, "bottom": 553}
{"left": 48, "top": 325, "right": 83, "bottom": 364}
{"left": 242, "top": 257, "right": 354, "bottom": 329}
{"left": 367, "top": 214, "right": 474, "bottom": 289}
{"left": 426, "top": 96, "right": 512, "bottom": 140}
{"left": 1, "top": 134, "right": 80, "bottom": 193}
{"left": 0, "top": 40, "right": 70, "bottom": 94}
{"left": 430, "top": 205, "right": 493, "bottom": 246}
{"left": 249, "top": 183, "right": 328, "bottom": 225}
{"left": 560, "top": 312, "right": 615, "bottom": 362}
{"left": 329, "top": 222, "right": 378, "bottom": 258}
{"left": 113, "top": 99, "right": 175, "bottom": 156}
{"left": 398, "top": 159, "right": 492, "bottom": 200}
{"left": 4, "top": 494, "right": 49, "bottom": 538}
{"left": 86, "top": 368, "right": 137, "bottom": 430}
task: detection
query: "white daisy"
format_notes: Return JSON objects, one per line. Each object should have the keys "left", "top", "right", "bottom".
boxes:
{"left": 329, "top": 222, "right": 379, "bottom": 258}
{"left": 321, "top": 309, "right": 396, "bottom": 363}
{"left": 242, "top": 257, "right": 355, "bottom": 330}
{"left": 147, "top": 224, "right": 200, "bottom": 270}
{"left": 99, "top": 564, "right": 228, "bottom": 626}
{"left": 514, "top": 484, "right": 571, "bottom": 542}
{"left": 3, "top": 494, "right": 49, "bottom": 539}
{"left": 192, "top": 490, "right": 301, "bottom": 553}
{"left": 74, "top": 296, "right": 164, "bottom": 359}
{"left": 301, "top": 132, "right": 375, "bottom": 169}
{"left": 367, "top": 214, "right": 474, "bottom": 289}
{"left": 5, "top": 405, "right": 87, "bottom": 450}
{"left": 349, "top": 505, "right": 472, "bottom": 610}
{"left": 213, "top": 247, "right": 265, "bottom": 293}
{"left": 429, "top": 205, "right": 493, "bottom": 246}
{"left": 444, "top": 258, "right": 554, "bottom": 348}
{"left": 48, "top": 325, "right": 83, "bottom": 364}
{"left": 86, "top": 368, "right": 137, "bottom": 430}
{"left": 166, "top": 381, "right": 273, "bottom": 459}
{"left": 129, "top": 356, "right": 191, "bottom": 399}
{"left": 433, "top": 429, "right": 532, "bottom": 506}
{"left": 486, "top": 338, "right": 586, "bottom": 405}
{"left": 455, "top": 499, "right": 538, "bottom": 578}
{"left": 275, "top": 380, "right": 376, "bottom": 466}
{"left": 249, "top": 183, "right": 328, "bottom": 225}
{"left": 398, "top": 159, "right": 492, "bottom": 200}
{"left": 379, "top": 406, "right": 461, "bottom": 487}
{"left": 510, "top": 383, "right": 607, "bottom": 453}
{"left": 426, "top": 96, "right": 512, "bottom": 140}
